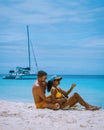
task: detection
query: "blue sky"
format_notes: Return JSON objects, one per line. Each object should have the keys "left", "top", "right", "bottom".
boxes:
{"left": 0, "top": 0, "right": 104, "bottom": 75}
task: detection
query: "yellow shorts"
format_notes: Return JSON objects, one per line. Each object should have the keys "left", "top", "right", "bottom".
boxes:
{"left": 35, "top": 101, "right": 47, "bottom": 109}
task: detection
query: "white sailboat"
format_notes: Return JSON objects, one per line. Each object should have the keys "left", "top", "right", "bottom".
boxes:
{"left": 3, "top": 25, "right": 38, "bottom": 80}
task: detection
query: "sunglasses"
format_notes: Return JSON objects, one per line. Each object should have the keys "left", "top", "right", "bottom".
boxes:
{"left": 41, "top": 80, "right": 46, "bottom": 83}
{"left": 54, "top": 79, "right": 60, "bottom": 82}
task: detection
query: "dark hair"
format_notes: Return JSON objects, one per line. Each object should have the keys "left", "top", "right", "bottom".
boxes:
{"left": 38, "top": 70, "right": 47, "bottom": 78}
{"left": 47, "top": 80, "right": 53, "bottom": 92}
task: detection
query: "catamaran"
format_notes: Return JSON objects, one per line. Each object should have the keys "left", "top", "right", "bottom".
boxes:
{"left": 2, "top": 25, "right": 38, "bottom": 80}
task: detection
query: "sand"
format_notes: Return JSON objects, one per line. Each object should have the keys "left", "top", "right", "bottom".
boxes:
{"left": 0, "top": 100, "right": 104, "bottom": 130}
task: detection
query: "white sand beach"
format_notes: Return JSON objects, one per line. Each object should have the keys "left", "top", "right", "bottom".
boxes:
{"left": 0, "top": 100, "right": 104, "bottom": 130}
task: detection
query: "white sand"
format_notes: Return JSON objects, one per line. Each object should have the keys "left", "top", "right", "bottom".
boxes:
{"left": 0, "top": 100, "right": 104, "bottom": 130}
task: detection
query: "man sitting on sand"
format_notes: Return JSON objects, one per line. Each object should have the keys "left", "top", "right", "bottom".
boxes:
{"left": 47, "top": 75, "right": 101, "bottom": 110}
{"left": 32, "top": 70, "right": 61, "bottom": 110}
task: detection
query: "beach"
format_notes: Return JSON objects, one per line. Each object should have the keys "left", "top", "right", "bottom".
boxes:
{"left": 0, "top": 100, "right": 104, "bottom": 130}
{"left": 0, "top": 75, "right": 104, "bottom": 130}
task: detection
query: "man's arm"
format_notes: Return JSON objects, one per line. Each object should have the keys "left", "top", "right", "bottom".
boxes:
{"left": 37, "top": 87, "right": 52, "bottom": 103}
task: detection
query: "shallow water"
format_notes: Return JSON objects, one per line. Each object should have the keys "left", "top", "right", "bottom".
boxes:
{"left": 0, "top": 75, "right": 104, "bottom": 108}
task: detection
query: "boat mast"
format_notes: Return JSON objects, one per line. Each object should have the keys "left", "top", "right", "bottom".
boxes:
{"left": 27, "top": 25, "right": 31, "bottom": 70}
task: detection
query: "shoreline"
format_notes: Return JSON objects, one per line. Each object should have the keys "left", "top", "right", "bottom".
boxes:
{"left": 0, "top": 100, "right": 104, "bottom": 130}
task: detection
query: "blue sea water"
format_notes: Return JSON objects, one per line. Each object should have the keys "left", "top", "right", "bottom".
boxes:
{"left": 0, "top": 75, "right": 104, "bottom": 109}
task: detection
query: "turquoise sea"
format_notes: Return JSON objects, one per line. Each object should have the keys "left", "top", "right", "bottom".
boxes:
{"left": 0, "top": 75, "right": 104, "bottom": 109}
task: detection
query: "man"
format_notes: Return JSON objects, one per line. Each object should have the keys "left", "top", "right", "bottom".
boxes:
{"left": 32, "top": 70, "right": 60, "bottom": 109}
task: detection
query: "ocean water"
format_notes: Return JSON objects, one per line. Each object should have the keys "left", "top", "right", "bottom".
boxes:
{"left": 0, "top": 75, "right": 104, "bottom": 109}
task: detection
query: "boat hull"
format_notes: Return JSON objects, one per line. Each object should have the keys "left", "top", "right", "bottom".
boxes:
{"left": 15, "top": 74, "right": 37, "bottom": 80}
{"left": 2, "top": 75, "right": 16, "bottom": 79}
{"left": 2, "top": 74, "right": 37, "bottom": 80}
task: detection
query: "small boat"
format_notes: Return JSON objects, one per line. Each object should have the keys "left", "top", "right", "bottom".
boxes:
{"left": 3, "top": 25, "right": 38, "bottom": 80}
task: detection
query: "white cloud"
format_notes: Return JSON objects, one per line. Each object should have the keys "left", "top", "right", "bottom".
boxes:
{"left": 1, "top": 0, "right": 104, "bottom": 25}
{"left": 0, "top": 33, "right": 25, "bottom": 42}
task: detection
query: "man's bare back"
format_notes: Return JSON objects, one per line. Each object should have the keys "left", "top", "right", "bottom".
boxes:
{"left": 32, "top": 85, "right": 46, "bottom": 104}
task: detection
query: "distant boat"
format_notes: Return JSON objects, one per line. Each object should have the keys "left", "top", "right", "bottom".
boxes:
{"left": 3, "top": 25, "right": 38, "bottom": 80}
